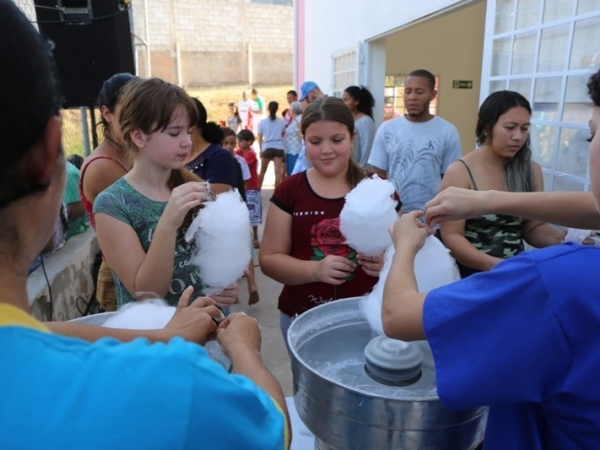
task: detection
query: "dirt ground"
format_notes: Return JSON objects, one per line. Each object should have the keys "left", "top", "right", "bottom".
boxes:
{"left": 188, "top": 84, "right": 294, "bottom": 125}
{"left": 62, "top": 84, "right": 294, "bottom": 157}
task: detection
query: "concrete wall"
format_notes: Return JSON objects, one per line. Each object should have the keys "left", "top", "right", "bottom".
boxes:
{"left": 301, "top": 0, "right": 467, "bottom": 93}
{"left": 385, "top": 0, "right": 487, "bottom": 154}
{"left": 132, "top": 0, "right": 294, "bottom": 86}
{"left": 27, "top": 229, "right": 99, "bottom": 322}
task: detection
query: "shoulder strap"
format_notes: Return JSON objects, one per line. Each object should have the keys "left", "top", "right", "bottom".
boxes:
{"left": 81, "top": 155, "right": 128, "bottom": 180}
{"left": 456, "top": 159, "right": 479, "bottom": 191}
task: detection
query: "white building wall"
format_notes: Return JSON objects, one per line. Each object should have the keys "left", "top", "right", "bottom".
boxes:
{"left": 302, "top": 0, "right": 465, "bottom": 92}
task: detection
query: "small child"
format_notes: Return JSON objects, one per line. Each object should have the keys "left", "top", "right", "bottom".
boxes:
{"left": 221, "top": 127, "right": 250, "bottom": 201}
{"left": 227, "top": 128, "right": 260, "bottom": 305}
{"left": 236, "top": 129, "right": 261, "bottom": 250}
{"left": 227, "top": 102, "right": 242, "bottom": 133}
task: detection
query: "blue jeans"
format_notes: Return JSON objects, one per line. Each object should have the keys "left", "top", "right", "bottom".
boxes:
{"left": 285, "top": 154, "right": 299, "bottom": 176}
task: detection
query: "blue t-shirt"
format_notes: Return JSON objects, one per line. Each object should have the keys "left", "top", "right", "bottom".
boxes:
{"left": 186, "top": 144, "right": 237, "bottom": 187}
{"left": 0, "top": 326, "right": 287, "bottom": 450}
{"left": 258, "top": 117, "right": 286, "bottom": 150}
{"left": 424, "top": 243, "right": 600, "bottom": 449}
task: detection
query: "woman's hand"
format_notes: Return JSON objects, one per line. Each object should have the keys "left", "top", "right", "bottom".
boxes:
{"left": 425, "top": 187, "right": 488, "bottom": 226}
{"left": 316, "top": 255, "right": 356, "bottom": 285}
{"left": 357, "top": 252, "right": 384, "bottom": 277}
{"left": 161, "top": 182, "right": 208, "bottom": 230}
{"left": 389, "top": 211, "right": 433, "bottom": 254}
{"left": 216, "top": 312, "right": 262, "bottom": 358}
{"left": 160, "top": 286, "right": 222, "bottom": 345}
{"left": 209, "top": 283, "right": 240, "bottom": 308}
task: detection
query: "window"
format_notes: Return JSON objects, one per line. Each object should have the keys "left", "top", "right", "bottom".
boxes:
{"left": 482, "top": 0, "right": 600, "bottom": 192}
{"left": 383, "top": 75, "right": 439, "bottom": 121}
{"left": 331, "top": 47, "right": 359, "bottom": 98}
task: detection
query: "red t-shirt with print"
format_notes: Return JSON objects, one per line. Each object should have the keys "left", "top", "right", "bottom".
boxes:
{"left": 271, "top": 172, "right": 379, "bottom": 318}
{"left": 236, "top": 148, "right": 259, "bottom": 190}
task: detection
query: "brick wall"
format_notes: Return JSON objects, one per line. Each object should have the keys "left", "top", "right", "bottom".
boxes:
{"left": 132, "top": 0, "right": 293, "bottom": 86}
{"left": 12, "top": 0, "right": 293, "bottom": 87}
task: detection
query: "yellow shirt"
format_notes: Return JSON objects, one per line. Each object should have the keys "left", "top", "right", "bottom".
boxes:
{"left": 0, "top": 303, "right": 49, "bottom": 332}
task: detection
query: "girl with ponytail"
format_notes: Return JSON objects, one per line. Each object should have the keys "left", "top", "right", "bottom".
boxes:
{"left": 94, "top": 77, "right": 238, "bottom": 308}
{"left": 259, "top": 96, "right": 385, "bottom": 345}
{"left": 257, "top": 101, "right": 286, "bottom": 189}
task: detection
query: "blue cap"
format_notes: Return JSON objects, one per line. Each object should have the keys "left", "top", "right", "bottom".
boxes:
{"left": 299, "top": 81, "right": 318, "bottom": 101}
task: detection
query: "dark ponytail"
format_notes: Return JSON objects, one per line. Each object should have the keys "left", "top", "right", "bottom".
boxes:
{"left": 268, "top": 101, "right": 278, "bottom": 121}
{"left": 343, "top": 85, "right": 375, "bottom": 119}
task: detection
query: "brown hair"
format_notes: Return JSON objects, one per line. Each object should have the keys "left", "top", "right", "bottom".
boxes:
{"left": 118, "top": 77, "right": 202, "bottom": 232}
{"left": 300, "top": 97, "right": 367, "bottom": 187}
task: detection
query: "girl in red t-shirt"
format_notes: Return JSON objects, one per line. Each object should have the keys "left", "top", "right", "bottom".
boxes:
{"left": 259, "top": 97, "right": 386, "bottom": 344}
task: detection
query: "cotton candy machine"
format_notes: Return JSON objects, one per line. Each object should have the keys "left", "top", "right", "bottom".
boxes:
{"left": 288, "top": 297, "right": 487, "bottom": 450}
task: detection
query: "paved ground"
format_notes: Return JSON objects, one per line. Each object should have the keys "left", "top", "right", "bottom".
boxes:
{"left": 229, "top": 167, "right": 294, "bottom": 396}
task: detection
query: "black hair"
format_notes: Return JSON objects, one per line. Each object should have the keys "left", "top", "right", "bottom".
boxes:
{"left": 476, "top": 90, "right": 534, "bottom": 193}
{"left": 221, "top": 127, "right": 236, "bottom": 140}
{"left": 228, "top": 102, "right": 241, "bottom": 121}
{"left": 587, "top": 69, "right": 600, "bottom": 107}
{"left": 287, "top": 90, "right": 298, "bottom": 97}
{"left": 192, "top": 97, "right": 224, "bottom": 145}
{"left": 0, "top": 0, "right": 63, "bottom": 212}
{"left": 301, "top": 97, "right": 367, "bottom": 188}
{"left": 97, "top": 73, "right": 137, "bottom": 136}
{"left": 268, "top": 101, "right": 279, "bottom": 121}
{"left": 407, "top": 69, "right": 436, "bottom": 90}
{"left": 344, "top": 85, "right": 375, "bottom": 118}
{"left": 251, "top": 88, "right": 258, "bottom": 95}
{"left": 67, "top": 154, "right": 84, "bottom": 170}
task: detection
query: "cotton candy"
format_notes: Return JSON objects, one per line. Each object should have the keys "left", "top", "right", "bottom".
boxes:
{"left": 339, "top": 176, "right": 397, "bottom": 257}
{"left": 185, "top": 190, "right": 251, "bottom": 295}
{"left": 103, "top": 299, "right": 176, "bottom": 329}
{"left": 361, "top": 236, "right": 460, "bottom": 335}
{"left": 102, "top": 300, "right": 231, "bottom": 370}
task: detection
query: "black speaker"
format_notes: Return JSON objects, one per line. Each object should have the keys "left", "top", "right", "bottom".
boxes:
{"left": 34, "top": 0, "right": 136, "bottom": 107}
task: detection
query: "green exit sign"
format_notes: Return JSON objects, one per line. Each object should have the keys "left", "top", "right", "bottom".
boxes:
{"left": 453, "top": 80, "right": 473, "bottom": 89}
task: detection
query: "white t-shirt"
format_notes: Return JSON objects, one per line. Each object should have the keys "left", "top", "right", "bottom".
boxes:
{"left": 258, "top": 117, "right": 286, "bottom": 150}
{"left": 237, "top": 100, "right": 252, "bottom": 126}
{"left": 368, "top": 115, "right": 461, "bottom": 213}
{"left": 234, "top": 154, "right": 251, "bottom": 181}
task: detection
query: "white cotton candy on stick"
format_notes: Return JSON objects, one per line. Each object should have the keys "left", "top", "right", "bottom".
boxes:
{"left": 339, "top": 176, "right": 397, "bottom": 257}
{"left": 361, "top": 236, "right": 460, "bottom": 335}
{"left": 103, "top": 299, "right": 176, "bottom": 329}
{"left": 184, "top": 190, "right": 251, "bottom": 295}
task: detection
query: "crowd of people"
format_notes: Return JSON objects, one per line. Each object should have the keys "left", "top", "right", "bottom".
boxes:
{"left": 7, "top": 0, "right": 600, "bottom": 445}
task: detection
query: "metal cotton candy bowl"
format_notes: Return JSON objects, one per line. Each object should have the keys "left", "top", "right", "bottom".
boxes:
{"left": 287, "top": 297, "right": 488, "bottom": 450}
{"left": 69, "top": 312, "right": 231, "bottom": 370}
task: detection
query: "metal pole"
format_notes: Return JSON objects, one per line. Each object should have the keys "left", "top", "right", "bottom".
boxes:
{"left": 143, "top": 0, "right": 151, "bottom": 76}
{"left": 248, "top": 41, "right": 253, "bottom": 86}
{"left": 89, "top": 106, "right": 98, "bottom": 150}
{"left": 79, "top": 107, "right": 91, "bottom": 156}
{"left": 176, "top": 37, "right": 182, "bottom": 86}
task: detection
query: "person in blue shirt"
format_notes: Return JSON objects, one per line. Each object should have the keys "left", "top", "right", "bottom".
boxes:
{"left": 382, "top": 69, "right": 600, "bottom": 449}
{"left": 0, "top": 2, "right": 289, "bottom": 448}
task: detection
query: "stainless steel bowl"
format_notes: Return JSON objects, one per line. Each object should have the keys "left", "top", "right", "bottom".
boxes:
{"left": 288, "top": 297, "right": 487, "bottom": 450}
{"left": 70, "top": 312, "right": 231, "bottom": 370}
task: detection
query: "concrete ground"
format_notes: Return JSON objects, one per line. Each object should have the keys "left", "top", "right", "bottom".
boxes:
{"left": 229, "top": 166, "right": 294, "bottom": 396}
